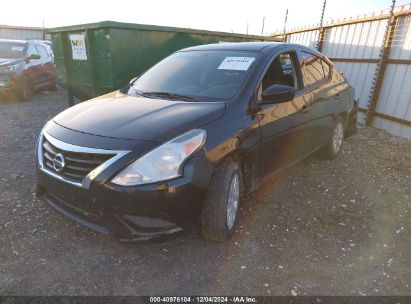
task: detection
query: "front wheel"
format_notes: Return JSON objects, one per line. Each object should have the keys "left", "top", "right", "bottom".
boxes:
{"left": 201, "top": 160, "right": 242, "bottom": 242}
{"left": 319, "top": 117, "right": 345, "bottom": 160}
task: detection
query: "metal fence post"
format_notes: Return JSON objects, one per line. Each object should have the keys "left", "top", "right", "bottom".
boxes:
{"left": 366, "top": 1, "right": 397, "bottom": 126}
{"left": 316, "top": 0, "right": 327, "bottom": 51}
{"left": 283, "top": 9, "right": 288, "bottom": 42}
{"left": 317, "top": 27, "right": 326, "bottom": 52}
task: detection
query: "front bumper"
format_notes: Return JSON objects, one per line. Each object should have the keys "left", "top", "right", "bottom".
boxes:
{"left": 36, "top": 122, "right": 213, "bottom": 242}
{"left": 37, "top": 170, "right": 207, "bottom": 242}
{"left": 0, "top": 74, "right": 18, "bottom": 97}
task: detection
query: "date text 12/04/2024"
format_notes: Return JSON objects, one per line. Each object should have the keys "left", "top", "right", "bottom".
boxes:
{"left": 149, "top": 296, "right": 257, "bottom": 303}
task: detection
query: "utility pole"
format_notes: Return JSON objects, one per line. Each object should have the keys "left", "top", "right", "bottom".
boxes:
{"left": 283, "top": 9, "right": 288, "bottom": 42}
{"left": 261, "top": 17, "right": 265, "bottom": 36}
{"left": 246, "top": 22, "right": 249, "bottom": 35}
{"left": 42, "top": 18, "right": 45, "bottom": 40}
{"left": 316, "top": 0, "right": 327, "bottom": 51}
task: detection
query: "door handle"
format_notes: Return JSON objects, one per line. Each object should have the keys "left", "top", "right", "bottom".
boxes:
{"left": 301, "top": 104, "right": 310, "bottom": 114}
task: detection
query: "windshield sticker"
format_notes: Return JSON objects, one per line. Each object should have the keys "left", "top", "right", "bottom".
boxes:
{"left": 11, "top": 46, "right": 24, "bottom": 52}
{"left": 218, "top": 57, "right": 255, "bottom": 71}
{"left": 69, "top": 34, "right": 87, "bottom": 60}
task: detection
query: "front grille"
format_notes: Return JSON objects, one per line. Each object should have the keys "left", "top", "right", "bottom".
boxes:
{"left": 41, "top": 135, "right": 115, "bottom": 185}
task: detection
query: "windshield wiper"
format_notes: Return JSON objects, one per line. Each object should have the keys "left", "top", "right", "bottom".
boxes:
{"left": 141, "top": 91, "right": 195, "bottom": 101}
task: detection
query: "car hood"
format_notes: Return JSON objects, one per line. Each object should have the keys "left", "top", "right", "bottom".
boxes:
{"left": 0, "top": 58, "right": 22, "bottom": 68}
{"left": 53, "top": 91, "right": 225, "bottom": 142}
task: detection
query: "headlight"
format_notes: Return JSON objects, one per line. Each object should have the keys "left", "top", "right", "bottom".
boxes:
{"left": 111, "top": 129, "right": 206, "bottom": 186}
{"left": 0, "top": 64, "right": 18, "bottom": 73}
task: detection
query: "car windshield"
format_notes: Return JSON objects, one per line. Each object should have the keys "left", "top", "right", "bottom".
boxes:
{"left": 0, "top": 41, "right": 25, "bottom": 59}
{"left": 130, "top": 50, "right": 259, "bottom": 101}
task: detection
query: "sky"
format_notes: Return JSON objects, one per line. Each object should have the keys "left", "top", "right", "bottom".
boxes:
{"left": 2, "top": 0, "right": 411, "bottom": 35}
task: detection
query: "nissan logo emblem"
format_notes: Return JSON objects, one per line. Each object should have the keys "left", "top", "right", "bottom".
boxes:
{"left": 53, "top": 153, "right": 65, "bottom": 173}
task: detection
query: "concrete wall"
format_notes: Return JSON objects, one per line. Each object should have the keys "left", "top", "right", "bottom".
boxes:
{"left": 0, "top": 25, "right": 45, "bottom": 40}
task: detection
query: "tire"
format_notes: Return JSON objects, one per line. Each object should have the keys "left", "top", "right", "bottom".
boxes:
{"left": 201, "top": 160, "right": 242, "bottom": 242}
{"left": 19, "top": 76, "right": 33, "bottom": 101}
{"left": 47, "top": 81, "right": 58, "bottom": 92}
{"left": 345, "top": 111, "right": 357, "bottom": 138}
{"left": 319, "top": 117, "right": 345, "bottom": 160}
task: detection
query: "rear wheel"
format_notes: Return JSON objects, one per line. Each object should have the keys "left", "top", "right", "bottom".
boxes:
{"left": 345, "top": 109, "right": 357, "bottom": 138}
{"left": 46, "top": 80, "right": 58, "bottom": 91}
{"left": 47, "top": 83, "right": 57, "bottom": 92}
{"left": 201, "top": 160, "right": 242, "bottom": 242}
{"left": 319, "top": 117, "right": 345, "bottom": 160}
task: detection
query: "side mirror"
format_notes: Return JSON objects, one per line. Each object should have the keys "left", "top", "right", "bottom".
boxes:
{"left": 261, "top": 84, "right": 295, "bottom": 104}
{"left": 26, "top": 54, "right": 41, "bottom": 62}
{"left": 119, "top": 76, "right": 139, "bottom": 94}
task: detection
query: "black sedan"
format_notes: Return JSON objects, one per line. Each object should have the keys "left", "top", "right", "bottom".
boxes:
{"left": 36, "top": 42, "right": 357, "bottom": 242}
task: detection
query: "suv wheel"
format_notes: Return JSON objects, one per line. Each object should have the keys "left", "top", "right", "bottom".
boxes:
{"left": 47, "top": 82, "right": 57, "bottom": 92}
{"left": 320, "top": 117, "right": 345, "bottom": 159}
{"left": 201, "top": 160, "right": 242, "bottom": 242}
{"left": 19, "top": 77, "right": 33, "bottom": 101}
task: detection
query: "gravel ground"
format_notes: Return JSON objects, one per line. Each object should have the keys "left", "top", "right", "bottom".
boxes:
{"left": 0, "top": 88, "right": 410, "bottom": 296}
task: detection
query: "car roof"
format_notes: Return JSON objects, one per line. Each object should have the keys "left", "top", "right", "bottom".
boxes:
{"left": 29, "top": 39, "right": 52, "bottom": 44}
{"left": 0, "top": 38, "right": 27, "bottom": 44}
{"left": 179, "top": 42, "right": 323, "bottom": 56}
{"left": 180, "top": 42, "right": 285, "bottom": 52}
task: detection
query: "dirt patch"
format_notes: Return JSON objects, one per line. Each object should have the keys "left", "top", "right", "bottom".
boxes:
{"left": 0, "top": 89, "right": 410, "bottom": 295}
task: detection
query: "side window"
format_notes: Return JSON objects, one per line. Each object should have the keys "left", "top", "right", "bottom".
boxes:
{"left": 44, "top": 45, "right": 54, "bottom": 59}
{"left": 36, "top": 45, "right": 49, "bottom": 59}
{"left": 26, "top": 44, "right": 39, "bottom": 58}
{"left": 260, "top": 52, "right": 298, "bottom": 95}
{"left": 46, "top": 46, "right": 54, "bottom": 58}
{"left": 322, "top": 60, "right": 331, "bottom": 78}
{"left": 300, "top": 51, "right": 330, "bottom": 88}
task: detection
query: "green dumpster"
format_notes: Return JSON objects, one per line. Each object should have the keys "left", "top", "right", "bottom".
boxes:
{"left": 46, "top": 21, "right": 279, "bottom": 106}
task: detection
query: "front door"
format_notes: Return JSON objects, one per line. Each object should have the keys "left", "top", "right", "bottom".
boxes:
{"left": 256, "top": 50, "right": 309, "bottom": 178}
{"left": 25, "top": 44, "right": 43, "bottom": 88}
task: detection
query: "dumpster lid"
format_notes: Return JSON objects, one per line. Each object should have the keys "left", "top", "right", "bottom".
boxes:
{"left": 45, "top": 20, "right": 278, "bottom": 41}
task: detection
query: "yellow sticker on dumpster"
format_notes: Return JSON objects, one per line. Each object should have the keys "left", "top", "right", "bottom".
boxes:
{"left": 218, "top": 57, "right": 255, "bottom": 71}
{"left": 69, "top": 34, "right": 87, "bottom": 61}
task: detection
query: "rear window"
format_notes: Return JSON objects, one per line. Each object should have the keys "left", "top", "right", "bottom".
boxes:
{"left": 0, "top": 41, "right": 25, "bottom": 59}
{"left": 36, "top": 45, "right": 49, "bottom": 59}
{"left": 300, "top": 51, "right": 331, "bottom": 88}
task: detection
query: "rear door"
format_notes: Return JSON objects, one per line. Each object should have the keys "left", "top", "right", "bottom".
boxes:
{"left": 297, "top": 49, "right": 336, "bottom": 150}
{"left": 36, "top": 44, "right": 55, "bottom": 86}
